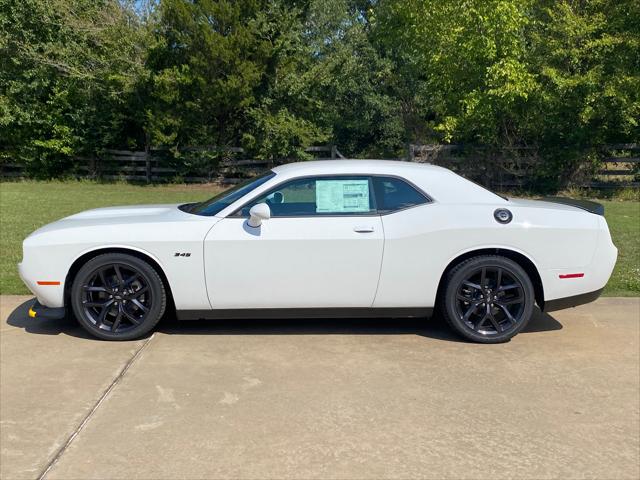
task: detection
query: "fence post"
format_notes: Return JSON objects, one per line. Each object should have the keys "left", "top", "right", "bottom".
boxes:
{"left": 330, "top": 145, "right": 337, "bottom": 159}
{"left": 144, "top": 149, "right": 151, "bottom": 183}
{"left": 406, "top": 143, "right": 414, "bottom": 162}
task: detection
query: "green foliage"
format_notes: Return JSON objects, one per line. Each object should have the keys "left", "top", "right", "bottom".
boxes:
{"left": 375, "top": 0, "right": 536, "bottom": 145}
{"left": 525, "top": 0, "right": 640, "bottom": 186}
{"left": 0, "top": 0, "right": 638, "bottom": 182}
{"left": 0, "top": 0, "right": 149, "bottom": 176}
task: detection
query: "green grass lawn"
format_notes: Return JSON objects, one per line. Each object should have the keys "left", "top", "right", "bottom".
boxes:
{"left": 1, "top": 180, "right": 638, "bottom": 296}
{"left": 0, "top": 181, "right": 220, "bottom": 295}
{"left": 601, "top": 200, "right": 640, "bottom": 296}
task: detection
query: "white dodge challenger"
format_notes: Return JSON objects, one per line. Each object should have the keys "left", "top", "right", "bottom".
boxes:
{"left": 19, "top": 160, "right": 617, "bottom": 342}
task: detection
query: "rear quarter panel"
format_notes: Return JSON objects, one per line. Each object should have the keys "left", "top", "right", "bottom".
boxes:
{"left": 374, "top": 202, "right": 600, "bottom": 307}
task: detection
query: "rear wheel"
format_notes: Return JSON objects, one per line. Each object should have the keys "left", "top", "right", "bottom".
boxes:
{"left": 440, "top": 255, "right": 535, "bottom": 343}
{"left": 71, "top": 253, "right": 166, "bottom": 340}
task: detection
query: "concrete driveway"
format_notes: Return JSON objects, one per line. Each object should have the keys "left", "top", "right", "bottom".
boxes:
{"left": 1, "top": 295, "right": 639, "bottom": 480}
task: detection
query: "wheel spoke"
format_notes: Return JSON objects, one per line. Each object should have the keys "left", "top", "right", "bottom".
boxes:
{"left": 130, "top": 298, "right": 149, "bottom": 313}
{"left": 95, "top": 300, "right": 114, "bottom": 327}
{"left": 498, "top": 304, "right": 518, "bottom": 324}
{"left": 114, "top": 265, "right": 124, "bottom": 287}
{"left": 123, "top": 274, "right": 140, "bottom": 287}
{"left": 497, "top": 284, "right": 519, "bottom": 292}
{"left": 495, "top": 268, "right": 502, "bottom": 290}
{"left": 462, "top": 281, "right": 482, "bottom": 291}
{"left": 475, "top": 311, "right": 489, "bottom": 330}
{"left": 496, "top": 295, "right": 523, "bottom": 306}
{"left": 480, "top": 268, "right": 487, "bottom": 288}
{"left": 130, "top": 286, "right": 148, "bottom": 298}
{"left": 83, "top": 286, "right": 108, "bottom": 293}
{"left": 487, "top": 312, "right": 502, "bottom": 332}
{"left": 111, "top": 307, "right": 123, "bottom": 332}
{"left": 98, "top": 269, "right": 110, "bottom": 290}
{"left": 462, "top": 301, "right": 482, "bottom": 322}
{"left": 122, "top": 306, "right": 141, "bottom": 325}
{"left": 83, "top": 300, "right": 110, "bottom": 308}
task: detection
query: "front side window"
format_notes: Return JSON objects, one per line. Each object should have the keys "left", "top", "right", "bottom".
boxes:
{"left": 234, "top": 176, "right": 376, "bottom": 217}
{"left": 373, "top": 176, "right": 430, "bottom": 213}
{"left": 187, "top": 171, "right": 276, "bottom": 216}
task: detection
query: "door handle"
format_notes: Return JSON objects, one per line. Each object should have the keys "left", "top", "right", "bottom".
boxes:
{"left": 354, "top": 226, "right": 375, "bottom": 233}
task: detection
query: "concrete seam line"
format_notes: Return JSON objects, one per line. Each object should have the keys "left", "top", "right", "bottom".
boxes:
{"left": 37, "top": 333, "right": 156, "bottom": 480}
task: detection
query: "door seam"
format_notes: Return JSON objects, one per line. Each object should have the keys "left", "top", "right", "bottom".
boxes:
{"left": 370, "top": 216, "right": 386, "bottom": 307}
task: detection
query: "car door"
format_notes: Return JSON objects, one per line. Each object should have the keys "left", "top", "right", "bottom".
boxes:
{"left": 203, "top": 175, "right": 384, "bottom": 309}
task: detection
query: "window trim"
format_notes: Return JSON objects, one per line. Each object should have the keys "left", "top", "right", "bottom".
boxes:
{"left": 228, "top": 173, "right": 433, "bottom": 218}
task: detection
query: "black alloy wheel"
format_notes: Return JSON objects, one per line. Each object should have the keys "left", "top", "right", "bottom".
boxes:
{"left": 71, "top": 253, "right": 166, "bottom": 340}
{"left": 441, "top": 255, "right": 535, "bottom": 343}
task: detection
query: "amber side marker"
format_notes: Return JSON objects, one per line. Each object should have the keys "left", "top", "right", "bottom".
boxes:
{"left": 36, "top": 281, "right": 61, "bottom": 286}
{"left": 559, "top": 273, "right": 584, "bottom": 279}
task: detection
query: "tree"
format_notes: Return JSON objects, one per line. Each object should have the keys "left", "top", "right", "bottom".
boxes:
{"left": 0, "top": 0, "right": 148, "bottom": 175}
{"left": 1, "top": 0, "right": 637, "bottom": 186}
{"left": 525, "top": 0, "right": 640, "bottom": 182}
{"left": 303, "top": 0, "right": 405, "bottom": 157}
{"left": 373, "top": 0, "right": 536, "bottom": 146}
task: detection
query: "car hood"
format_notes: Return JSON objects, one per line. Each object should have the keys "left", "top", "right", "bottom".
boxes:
{"left": 29, "top": 203, "right": 205, "bottom": 237}
{"left": 65, "top": 204, "right": 181, "bottom": 221}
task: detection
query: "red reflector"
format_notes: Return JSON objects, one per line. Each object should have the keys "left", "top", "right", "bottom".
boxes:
{"left": 37, "top": 281, "right": 60, "bottom": 286}
{"left": 559, "top": 273, "right": 584, "bottom": 279}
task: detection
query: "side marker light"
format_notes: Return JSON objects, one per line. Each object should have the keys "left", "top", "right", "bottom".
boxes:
{"left": 559, "top": 273, "right": 584, "bottom": 279}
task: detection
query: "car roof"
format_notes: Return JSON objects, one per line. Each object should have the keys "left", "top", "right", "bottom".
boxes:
{"left": 271, "top": 159, "right": 446, "bottom": 176}
{"left": 269, "top": 159, "right": 506, "bottom": 205}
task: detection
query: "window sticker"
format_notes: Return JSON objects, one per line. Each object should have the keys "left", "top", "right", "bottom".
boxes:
{"left": 316, "top": 180, "right": 370, "bottom": 213}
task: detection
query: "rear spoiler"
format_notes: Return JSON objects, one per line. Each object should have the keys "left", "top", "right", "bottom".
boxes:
{"left": 539, "top": 197, "right": 605, "bottom": 216}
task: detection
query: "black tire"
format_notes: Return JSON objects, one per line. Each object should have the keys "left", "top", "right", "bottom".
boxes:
{"left": 440, "top": 255, "right": 535, "bottom": 343}
{"left": 71, "top": 253, "right": 166, "bottom": 341}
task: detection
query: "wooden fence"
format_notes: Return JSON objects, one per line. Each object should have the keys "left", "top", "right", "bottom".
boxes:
{"left": 0, "top": 145, "right": 345, "bottom": 184}
{"left": 408, "top": 143, "right": 639, "bottom": 189}
{"left": 1, "top": 143, "right": 638, "bottom": 189}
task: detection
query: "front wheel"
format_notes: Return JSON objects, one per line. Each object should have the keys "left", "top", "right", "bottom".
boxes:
{"left": 440, "top": 255, "right": 535, "bottom": 343}
{"left": 71, "top": 253, "right": 166, "bottom": 340}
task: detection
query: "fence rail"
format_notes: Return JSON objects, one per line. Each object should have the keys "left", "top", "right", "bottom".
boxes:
{"left": 407, "top": 144, "right": 639, "bottom": 189}
{"left": 0, "top": 145, "right": 345, "bottom": 184}
{"left": 1, "top": 144, "right": 638, "bottom": 189}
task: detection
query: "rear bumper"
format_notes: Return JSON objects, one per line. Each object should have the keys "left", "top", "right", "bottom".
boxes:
{"left": 541, "top": 216, "right": 617, "bottom": 304}
{"left": 542, "top": 288, "right": 604, "bottom": 313}
{"left": 28, "top": 300, "right": 66, "bottom": 320}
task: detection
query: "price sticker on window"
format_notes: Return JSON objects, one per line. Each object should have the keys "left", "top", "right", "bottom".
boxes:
{"left": 316, "top": 180, "right": 370, "bottom": 213}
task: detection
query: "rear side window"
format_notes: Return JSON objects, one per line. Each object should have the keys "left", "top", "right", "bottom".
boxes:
{"left": 373, "top": 177, "right": 429, "bottom": 213}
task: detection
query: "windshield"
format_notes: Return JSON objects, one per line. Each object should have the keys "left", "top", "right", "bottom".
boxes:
{"left": 187, "top": 171, "right": 276, "bottom": 216}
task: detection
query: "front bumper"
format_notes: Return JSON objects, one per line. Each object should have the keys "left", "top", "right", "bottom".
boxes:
{"left": 18, "top": 261, "right": 66, "bottom": 308}
{"left": 28, "top": 300, "right": 66, "bottom": 320}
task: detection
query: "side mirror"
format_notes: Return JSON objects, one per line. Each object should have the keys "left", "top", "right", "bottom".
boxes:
{"left": 248, "top": 203, "right": 271, "bottom": 228}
